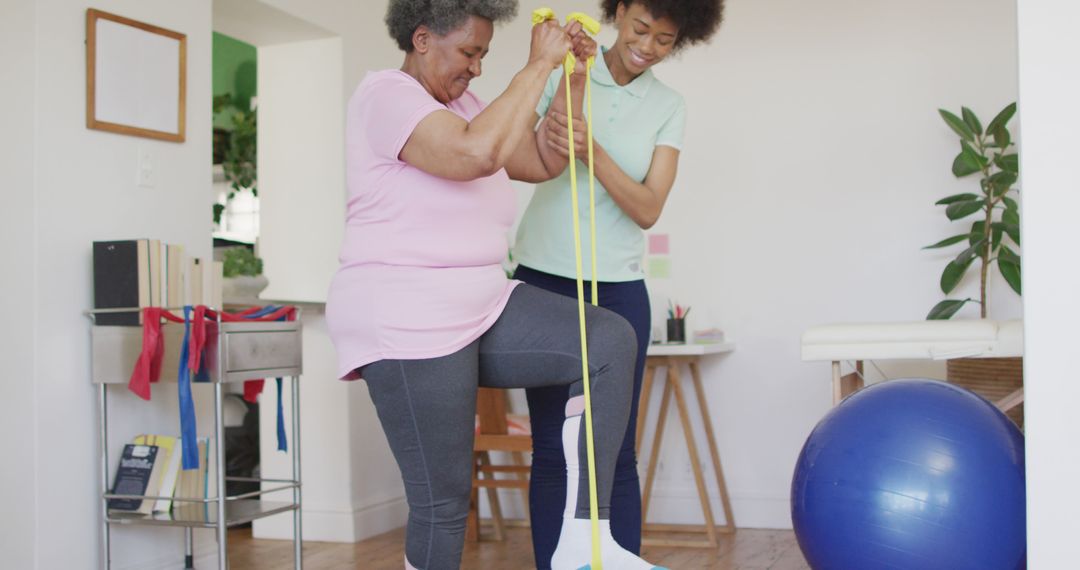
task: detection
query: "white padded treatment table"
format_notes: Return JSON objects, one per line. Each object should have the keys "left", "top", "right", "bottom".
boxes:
{"left": 801, "top": 319, "right": 1024, "bottom": 407}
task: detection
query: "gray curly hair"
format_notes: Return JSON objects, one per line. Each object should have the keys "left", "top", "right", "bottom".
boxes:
{"left": 386, "top": 0, "right": 519, "bottom": 52}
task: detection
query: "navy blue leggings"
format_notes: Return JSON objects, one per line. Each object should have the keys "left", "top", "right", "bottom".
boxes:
{"left": 514, "top": 265, "right": 651, "bottom": 569}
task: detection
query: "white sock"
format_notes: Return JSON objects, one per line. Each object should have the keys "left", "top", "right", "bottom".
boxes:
{"left": 550, "top": 400, "right": 665, "bottom": 570}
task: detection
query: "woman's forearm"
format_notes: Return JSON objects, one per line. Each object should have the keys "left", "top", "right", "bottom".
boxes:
{"left": 592, "top": 144, "right": 678, "bottom": 229}
{"left": 536, "top": 72, "right": 586, "bottom": 175}
{"left": 462, "top": 60, "right": 554, "bottom": 175}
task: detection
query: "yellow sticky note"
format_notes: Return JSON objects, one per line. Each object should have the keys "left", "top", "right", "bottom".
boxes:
{"left": 647, "top": 257, "right": 671, "bottom": 279}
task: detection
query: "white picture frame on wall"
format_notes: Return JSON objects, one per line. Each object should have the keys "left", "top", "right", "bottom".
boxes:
{"left": 86, "top": 8, "right": 186, "bottom": 142}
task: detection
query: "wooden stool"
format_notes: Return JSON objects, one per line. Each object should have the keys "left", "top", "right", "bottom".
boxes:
{"left": 637, "top": 343, "right": 737, "bottom": 547}
{"left": 466, "top": 388, "right": 532, "bottom": 541}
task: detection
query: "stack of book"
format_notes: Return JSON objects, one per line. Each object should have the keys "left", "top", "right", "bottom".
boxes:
{"left": 92, "top": 239, "right": 224, "bottom": 325}
{"left": 107, "top": 435, "right": 212, "bottom": 517}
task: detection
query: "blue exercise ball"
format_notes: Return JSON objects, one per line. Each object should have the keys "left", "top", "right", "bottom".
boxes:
{"left": 791, "top": 378, "right": 1026, "bottom": 569}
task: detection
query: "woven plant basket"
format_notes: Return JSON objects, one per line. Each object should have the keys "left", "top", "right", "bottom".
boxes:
{"left": 947, "top": 357, "right": 1024, "bottom": 429}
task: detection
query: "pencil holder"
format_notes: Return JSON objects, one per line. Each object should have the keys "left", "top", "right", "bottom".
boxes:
{"left": 666, "top": 318, "right": 686, "bottom": 343}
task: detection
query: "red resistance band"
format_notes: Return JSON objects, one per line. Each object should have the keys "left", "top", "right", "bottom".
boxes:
{"left": 128, "top": 305, "right": 297, "bottom": 401}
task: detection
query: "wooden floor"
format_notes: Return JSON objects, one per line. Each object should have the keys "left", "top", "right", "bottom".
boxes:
{"left": 227, "top": 525, "right": 810, "bottom": 569}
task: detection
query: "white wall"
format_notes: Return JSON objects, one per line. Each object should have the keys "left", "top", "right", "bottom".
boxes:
{"left": 0, "top": 1, "right": 39, "bottom": 568}
{"left": 7, "top": 1, "right": 217, "bottom": 568}
{"left": 257, "top": 37, "right": 344, "bottom": 302}
{"left": 1016, "top": 0, "right": 1080, "bottom": 565}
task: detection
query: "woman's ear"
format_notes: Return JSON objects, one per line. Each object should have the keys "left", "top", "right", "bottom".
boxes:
{"left": 614, "top": 2, "right": 627, "bottom": 26}
{"left": 412, "top": 25, "right": 431, "bottom": 54}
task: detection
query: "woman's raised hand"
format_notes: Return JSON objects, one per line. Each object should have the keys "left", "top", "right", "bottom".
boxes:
{"left": 569, "top": 26, "right": 598, "bottom": 68}
{"left": 529, "top": 19, "right": 577, "bottom": 69}
{"left": 545, "top": 110, "right": 590, "bottom": 158}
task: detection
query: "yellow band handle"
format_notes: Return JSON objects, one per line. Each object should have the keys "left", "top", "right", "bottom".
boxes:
{"left": 562, "top": 12, "right": 600, "bottom": 76}
{"left": 531, "top": 7, "right": 556, "bottom": 25}
{"left": 566, "top": 11, "right": 601, "bottom": 35}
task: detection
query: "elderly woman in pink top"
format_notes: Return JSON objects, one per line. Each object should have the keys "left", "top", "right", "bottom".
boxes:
{"left": 326, "top": 1, "right": 667, "bottom": 570}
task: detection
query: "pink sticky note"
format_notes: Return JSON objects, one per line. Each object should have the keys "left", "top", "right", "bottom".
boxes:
{"left": 648, "top": 234, "right": 670, "bottom": 255}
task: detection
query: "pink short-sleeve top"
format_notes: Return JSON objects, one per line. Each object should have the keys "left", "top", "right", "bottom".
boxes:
{"left": 326, "top": 70, "right": 519, "bottom": 379}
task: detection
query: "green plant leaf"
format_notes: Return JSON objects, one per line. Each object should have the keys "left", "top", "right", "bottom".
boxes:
{"left": 994, "top": 222, "right": 1021, "bottom": 246}
{"left": 956, "top": 237, "right": 987, "bottom": 264}
{"left": 995, "top": 153, "right": 1020, "bottom": 174}
{"left": 999, "top": 245, "right": 1021, "bottom": 265}
{"left": 935, "top": 193, "right": 980, "bottom": 206}
{"left": 222, "top": 247, "right": 263, "bottom": 277}
{"left": 946, "top": 199, "right": 984, "bottom": 220}
{"left": 986, "top": 102, "right": 1017, "bottom": 135}
{"left": 941, "top": 256, "right": 975, "bottom": 294}
{"left": 927, "top": 299, "right": 971, "bottom": 320}
{"left": 1003, "top": 196, "right": 1019, "bottom": 212}
{"left": 924, "top": 234, "right": 969, "bottom": 249}
{"left": 1005, "top": 222, "right": 1020, "bottom": 245}
{"left": 969, "top": 220, "right": 986, "bottom": 245}
{"left": 962, "top": 107, "right": 983, "bottom": 136}
{"left": 992, "top": 125, "right": 1011, "bottom": 149}
{"left": 999, "top": 258, "right": 1022, "bottom": 295}
{"left": 940, "top": 109, "right": 975, "bottom": 142}
{"left": 988, "top": 171, "right": 1018, "bottom": 193}
{"left": 1002, "top": 207, "right": 1020, "bottom": 227}
{"left": 952, "top": 141, "right": 987, "bottom": 177}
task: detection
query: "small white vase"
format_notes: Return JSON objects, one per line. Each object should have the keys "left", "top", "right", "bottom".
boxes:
{"left": 222, "top": 274, "right": 269, "bottom": 305}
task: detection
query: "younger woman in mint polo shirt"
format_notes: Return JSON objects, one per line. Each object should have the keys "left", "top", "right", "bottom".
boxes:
{"left": 513, "top": 1, "right": 726, "bottom": 567}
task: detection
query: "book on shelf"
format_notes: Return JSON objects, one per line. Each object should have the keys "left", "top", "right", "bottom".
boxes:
{"left": 92, "top": 240, "right": 151, "bottom": 326}
{"left": 173, "top": 438, "right": 212, "bottom": 516}
{"left": 94, "top": 238, "right": 210, "bottom": 320}
{"left": 165, "top": 243, "right": 186, "bottom": 309}
{"left": 692, "top": 328, "right": 726, "bottom": 344}
{"left": 188, "top": 257, "right": 204, "bottom": 306}
{"left": 132, "top": 434, "right": 181, "bottom": 512}
{"left": 107, "top": 443, "right": 164, "bottom": 515}
{"left": 149, "top": 239, "right": 163, "bottom": 309}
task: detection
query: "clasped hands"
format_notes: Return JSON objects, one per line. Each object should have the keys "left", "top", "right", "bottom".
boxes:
{"left": 529, "top": 10, "right": 598, "bottom": 75}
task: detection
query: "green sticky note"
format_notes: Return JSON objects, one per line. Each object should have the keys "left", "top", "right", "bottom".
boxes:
{"left": 647, "top": 257, "right": 671, "bottom": 278}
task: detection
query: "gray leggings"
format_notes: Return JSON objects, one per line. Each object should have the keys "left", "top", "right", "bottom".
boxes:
{"left": 362, "top": 284, "right": 637, "bottom": 570}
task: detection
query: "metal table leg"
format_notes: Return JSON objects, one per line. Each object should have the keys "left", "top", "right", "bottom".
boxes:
{"left": 99, "top": 383, "right": 112, "bottom": 570}
{"left": 292, "top": 375, "right": 304, "bottom": 569}
{"left": 214, "top": 381, "right": 228, "bottom": 569}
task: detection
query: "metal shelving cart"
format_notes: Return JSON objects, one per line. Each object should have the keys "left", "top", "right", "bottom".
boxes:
{"left": 88, "top": 308, "right": 304, "bottom": 569}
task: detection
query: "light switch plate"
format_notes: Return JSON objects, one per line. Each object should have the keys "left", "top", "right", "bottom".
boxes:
{"left": 137, "top": 147, "right": 155, "bottom": 188}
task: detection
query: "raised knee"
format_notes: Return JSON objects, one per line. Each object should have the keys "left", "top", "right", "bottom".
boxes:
{"left": 588, "top": 310, "right": 637, "bottom": 367}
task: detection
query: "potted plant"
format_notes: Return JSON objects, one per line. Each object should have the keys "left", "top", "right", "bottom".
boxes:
{"left": 221, "top": 247, "right": 267, "bottom": 304}
{"left": 924, "top": 102, "right": 1021, "bottom": 320}
{"left": 924, "top": 103, "right": 1025, "bottom": 427}
{"left": 213, "top": 94, "right": 257, "bottom": 226}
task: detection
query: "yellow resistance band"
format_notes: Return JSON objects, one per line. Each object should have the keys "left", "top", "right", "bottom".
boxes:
{"left": 532, "top": 8, "right": 603, "bottom": 569}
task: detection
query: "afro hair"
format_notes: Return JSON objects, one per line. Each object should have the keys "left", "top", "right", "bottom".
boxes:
{"left": 600, "top": 0, "right": 724, "bottom": 51}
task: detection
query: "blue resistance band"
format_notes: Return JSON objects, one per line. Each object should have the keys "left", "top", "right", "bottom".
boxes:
{"left": 178, "top": 305, "right": 290, "bottom": 470}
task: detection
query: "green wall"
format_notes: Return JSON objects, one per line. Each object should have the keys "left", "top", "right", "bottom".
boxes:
{"left": 212, "top": 32, "right": 256, "bottom": 130}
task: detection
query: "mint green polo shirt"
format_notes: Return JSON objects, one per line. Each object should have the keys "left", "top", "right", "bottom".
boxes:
{"left": 513, "top": 48, "right": 687, "bottom": 282}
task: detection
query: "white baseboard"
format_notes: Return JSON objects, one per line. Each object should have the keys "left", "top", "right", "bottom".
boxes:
{"left": 253, "top": 496, "right": 408, "bottom": 542}
{"left": 349, "top": 496, "right": 409, "bottom": 541}
{"left": 645, "top": 485, "right": 793, "bottom": 529}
